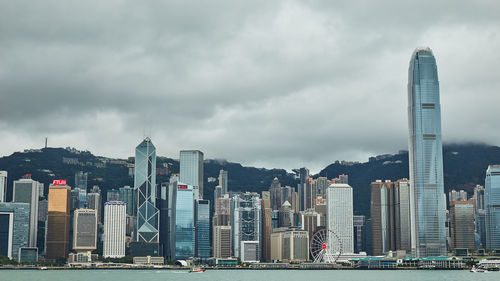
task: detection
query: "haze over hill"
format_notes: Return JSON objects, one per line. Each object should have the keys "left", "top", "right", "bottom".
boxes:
{"left": 1, "top": 143, "right": 499, "bottom": 218}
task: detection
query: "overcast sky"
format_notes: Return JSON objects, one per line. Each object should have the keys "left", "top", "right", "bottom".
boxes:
{"left": 1, "top": 1, "right": 499, "bottom": 172}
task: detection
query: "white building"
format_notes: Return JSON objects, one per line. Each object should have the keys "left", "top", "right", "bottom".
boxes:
{"left": 0, "top": 171, "right": 7, "bottom": 202}
{"left": 179, "top": 150, "right": 204, "bottom": 199}
{"left": 326, "top": 183, "right": 354, "bottom": 254}
{"left": 241, "top": 241, "right": 260, "bottom": 263}
{"left": 103, "top": 201, "right": 126, "bottom": 258}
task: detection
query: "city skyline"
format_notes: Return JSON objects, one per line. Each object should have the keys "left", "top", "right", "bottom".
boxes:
{"left": 1, "top": 2, "right": 499, "bottom": 172}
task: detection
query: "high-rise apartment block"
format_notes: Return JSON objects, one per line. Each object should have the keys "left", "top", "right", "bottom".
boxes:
{"left": 485, "top": 165, "right": 500, "bottom": 249}
{"left": 180, "top": 150, "right": 204, "bottom": 199}
{"left": 407, "top": 48, "right": 447, "bottom": 257}
{"left": 218, "top": 170, "right": 228, "bottom": 195}
{"left": 13, "top": 177, "right": 40, "bottom": 247}
{"left": 46, "top": 182, "right": 71, "bottom": 259}
{"left": 103, "top": 201, "right": 126, "bottom": 258}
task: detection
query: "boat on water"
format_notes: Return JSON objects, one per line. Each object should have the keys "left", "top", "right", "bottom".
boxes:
{"left": 470, "top": 266, "right": 488, "bottom": 273}
{"left": 189, "top": 267, "right": 206, "bottom": 273}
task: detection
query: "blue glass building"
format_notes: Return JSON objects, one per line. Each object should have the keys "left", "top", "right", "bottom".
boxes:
{"left": 485, "top": 165, "right": 500, "bottom": 249}
{"left": 407, "top": 48, "right": 447, "bottom": 257}
{"left": 175, "top": 182, "right": 195, "bottom": 259}
{"left": 195, "top": 199, "right": 210, "bottom": 258}
{"left": 135, "top": 138, "right": 159, "bottom": 242}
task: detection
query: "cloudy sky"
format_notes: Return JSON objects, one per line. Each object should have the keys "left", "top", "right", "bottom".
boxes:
{"left": 1, "top": 1, "right": 499, "bottom": 172}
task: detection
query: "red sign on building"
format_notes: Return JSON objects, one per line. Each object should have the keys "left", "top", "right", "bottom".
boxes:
{"left": 178, "top": 184, "right": 188, "bottom": 190}
{"left": 52, "top": 179, "right": 67, "bottom": 185}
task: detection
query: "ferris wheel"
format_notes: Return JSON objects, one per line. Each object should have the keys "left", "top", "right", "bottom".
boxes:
{"left": 309, "top": 227, "right": 343, "bottom": 263}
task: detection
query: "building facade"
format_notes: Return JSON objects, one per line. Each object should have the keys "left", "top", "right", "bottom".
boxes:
{"left": 485, "top": 165, "right": 500, "bottom": 249}
{"left": 46, "top": 183, "right": 71, "bottom": 259}
{"left": 119, "top": 186, "right": 135, "bottom": 216}
{"left": 0, "top": 171, "right": 6, "bottom": 202}
{"left": 449, "top": 200, "right": 475, "bottom": 251}
{"left": 175, "top": 182, "right": 195, "bottom": 260}
{"left": 195, "top": 199, "right": 210, "bottom": 258}
{"left": 73, "top": 209, "right": 97, "bottom": 252}
{"left": 231, "top": 192, "right": 261, "bottom": 260}
{"left": 135, "top": 138, "right": 159, "bottom": 243}
{"left": 327, "top": 184, "right": 353, "bottom": 254}
{"left": 213, "top": 225, "right": 231, "bottom": 259}
{"left": 0, "top": 202, "right": 30, "bottom": 259}
{"left": 407, "top": 48, "right": 447, "bottom": 257}
{"left": 179, "top": 150, "right": 204, "bottom": 199}
{"left": 219, "top": 170, "right": 228, "bottom": 195}
{"left": 103, "top": 201, "right": 126, "bottom": 258}
{"left": 13, "top": 177, "right": 40, "bottom": 247}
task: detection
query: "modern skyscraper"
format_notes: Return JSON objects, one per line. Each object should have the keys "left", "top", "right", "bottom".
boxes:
{"left": 135, "top": 138, "right": 159, "bottom": 243}
{"left": 353, "top": 215, "right": 366, "bottom": 254}
{"left": 261, "top": 191, "right": 272, "bottom": 262}
{"left": 175, "top": 182, "right": 195, "bottom": 260}
{"left": 103, "top": 201, "right": 126, "bottom": 258}
{"left": 119, "top": 186, "right": 135, "bottom": 216}
{"left": 485, "top": 165, "right": 500, "bottom": 249}
{"left": 407, "top": 47, "right": 447, "bottom": 257}
{"left": 179, "top": 150, "right": 204, "bottom": 199}
{"left": 300, "top": 209, "right": 321, "bottom": 242}
{"left": 106, "top": 189, "right": 120, "bottom": 202}
{"left": 213, "top": 225, "right": 231, "bottom": 258}
{"left": 0, "top": 171, "right": 7, "bottom": 202}
{"left": 218, "top": 169, "right": 228, "bottom": 195}
{"left": 195, "top": 199, "right": 210, "bottom": 258}
{"left": 327, "top": 184, "right": 354, "bottom": 254}
{"left": 474, "top": 185, "right": 486, "bottom": 248}
{"left": 269, "top": 177, "right": 282, "bottom": 211}
{"left": 231, "top": 192, "right": 261, "bottom": 260}
{"left": 449, "top": 200, "right": 475, "bottom": 251}
{"left": 46, "top": 182, "right": 71, "bottom": 259}
{"left": 86, "top": 192, "right": 102, "bottom": 224}
{"left": 13, "top": 177, "right": 40, "bottom": 247}
{"left": 298, "top": 167, "right": 309, "bottom": 211}
{"left": 73, "top": 209, "right": 97, "bottom": 252}
{"left": 0, "top": 202, "right": 30, "bottom": 259}
{"left": 74, "top": 171, "right": 88, "bottom": 208}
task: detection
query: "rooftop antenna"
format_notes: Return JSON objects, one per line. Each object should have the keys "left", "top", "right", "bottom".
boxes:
{"left": 45, "top": 137, "right": 48, "bottom": 148}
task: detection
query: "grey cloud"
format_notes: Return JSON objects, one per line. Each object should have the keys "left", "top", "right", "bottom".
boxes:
{"left": 1, "top": 0, "right": 499, "bottom": 173}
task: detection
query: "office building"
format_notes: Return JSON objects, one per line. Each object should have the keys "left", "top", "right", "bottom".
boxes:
{"left": 485, "top": 165, "right": 500, "bottom": 249}
{"left": 214, "top": 185, "right": 223, "bottom": 200}
{"left": 353, "top": 215, "right": 367, "bottom": 254}
{"left": 86, "top": 192, "right": 102, "bottom": 223}
{"left": 397, "top": 179, "right": 411, "bottom": 251}
{"left": 18, "top": 247, "right": 38, "bottom": 263}
{"left": 270, "top": 177, "right": 282, "bottom": 211}
{"left": 261, "top": 191, "right": 272, "bottom": 261}
{"left": 38, "top": 199, "right": 48, "bottom": 222}
{"left": 119, "top": 186, "right": 135, "bottom": 216}
{"left": 73, "top": 209, "right": 97, "bottom": 252}
{"left": 175, "top": 182, "right": 195, "bottom": 260}
{"left": 0, "top": 202, "right": 30, "bottom": 259}
{"left": 450, "top": 200, "right": 475, "bottom": 251}
{"left": 214, "top": 195, "right": 231, "bottom": 226}
{"left": 0, "top": 171, "right": 6, "bottom": 202}
{"left": 300, "top": 209, "right": 320, "bottom": 241}
{"left": 195, "top": 199, "right": 210, "bottom": 258}
{"left": 474, "top": 185, "right": 486, "bottom": 248}
{"left": 46, "top": 182, "right": 71, "bottom": 259}
{"left": 13, "top": 177, "right": 40, "bottom": 247}
{"left": 179, "top": 150, "right": 204, "bottom": 199}
{"left": 279, "top": 201, "right": 294, "bottom": 228}
{"left": 219, "top": 169, "right": 228, "bottom": 195}
{"left": 107, "top": 189, "right": 120, "bottom": 202}
{"left": 312, "top": 177, "right": 330, "bottom": 202}
{"left": 103, "top": 201, "right": 126, "bottom": 258}
{"left": 297, "top": 167, "right": 309, "bottom": 211}
{"left": 407, "top": 48, "right": 447, "bottom": 257}
{"left": 135, "top": 137, "right": 159, "bottom": 242}
{"left": 327, "top": 184, "right": 353, "bottom": 254}
{"left": 213, "top": 225, "right": 232, "bottom": 258}
{"left": 231, "top": 192, "right": 261, "bottom": 260}
{"left": 75, "top": 171, "right": 88, "bottom": 208}
{"left": 271, "top": 229, "right": 309, "bottom": 262}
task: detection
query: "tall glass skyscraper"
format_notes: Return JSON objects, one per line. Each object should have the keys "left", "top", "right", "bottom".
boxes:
{"left": 195, "top": 199, "right": 210, "bottom": 258}
{"left": 407, "top": 48, "right": 447, "bottom": 257}
{"left": 485, "top": 165, "right": 500, "bottom": 249}
{"left": 179, "top": 150, "right": 204, "bottom": 199}
{"left": 175, "top": 182, "right": 195, "bottom": 260}
{"left": 135, "top": 138, "right": 159, "bottom": 242}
